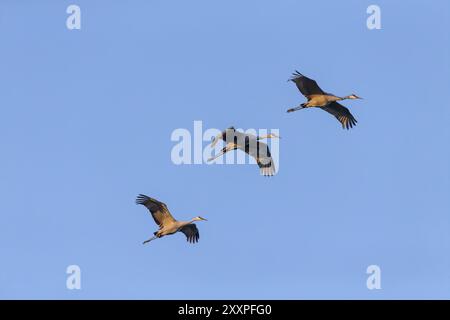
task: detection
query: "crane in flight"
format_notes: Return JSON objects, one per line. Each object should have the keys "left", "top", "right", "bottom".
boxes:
{"left": 208, "top": 127, "right": 279, "bottom": 176}
{"left": 136, "top": 194, "right": 207, "bottom": 244}
{"left": 287, "top": 70, "right": 362, "bottom": 129}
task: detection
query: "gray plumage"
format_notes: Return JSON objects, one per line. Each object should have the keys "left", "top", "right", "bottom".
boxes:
{"left": 208, "top": 127, "right": 279, "bottom": 176}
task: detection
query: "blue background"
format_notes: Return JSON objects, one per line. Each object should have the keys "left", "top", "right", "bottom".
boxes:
{"left": 0, "top": 0, "right": 449, "bottom": 299}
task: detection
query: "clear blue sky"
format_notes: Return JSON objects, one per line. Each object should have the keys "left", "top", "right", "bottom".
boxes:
{"left": 1, "top": 0, "right": 449, "bottom": 299}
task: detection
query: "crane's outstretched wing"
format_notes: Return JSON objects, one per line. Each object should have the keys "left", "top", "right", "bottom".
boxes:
{"left": 179, "top": 224, "right": 200, "bottom": 243}
{"left": 136, "top": 194, "right": 176, "bottom": 227}
{"left": 257, "top": 157, "right": 275, "bottom": 176}
{"left": 256, "top": 143, "right": 276, "bottom": 176}
{"left": 245, "top": 139, "right": 276, "bottom": 176}
{"left": 290, "top": 70, "right": 326, "bottom": 97}
{"left": 319, "top": 102, "right": 358, "bottom": 129}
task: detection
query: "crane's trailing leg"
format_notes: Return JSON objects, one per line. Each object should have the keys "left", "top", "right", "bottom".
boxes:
{"left": 287, "top": 103, "right": 307, "bottom": 113}
{"left": 207, "top": 151, "right": 224, "bottom": 162}
{"left": 143, "top": 235, "right": 157, "bottom": 244}
{"left": 207, "top": 143, "right": 236, "bottom": 162}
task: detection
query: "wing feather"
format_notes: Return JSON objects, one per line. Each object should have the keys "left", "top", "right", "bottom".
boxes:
{"left": 179, "top": 224, "right": 200, "bottom": 243}
{"left": 244, "top": 139, "right": 276, "bottom": 176}
{"left": 319, "top": 102, "right": 358, "bottom": 129}
{"left": 135, "top": 194, "right": 176, "bottom": 227}
{"left": 290, "top": 70, "right": 326, "bottom": 96}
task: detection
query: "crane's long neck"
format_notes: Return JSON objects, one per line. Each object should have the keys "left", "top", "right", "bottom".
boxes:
{"left": 177, "top": 220, "right": 194, "bottom": 230}
{"left": 257, "top": 134, "right": 271, "bottom": 140}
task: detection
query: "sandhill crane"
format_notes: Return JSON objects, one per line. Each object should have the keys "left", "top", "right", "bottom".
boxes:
{"left": 208, "top": 127, "right": 279, "bottom": 176}
{"left": 287, "top": 70, "right": 362, "bottom": 129}
{"left": 136, "top": 194, "right": 207, "bottom": 244}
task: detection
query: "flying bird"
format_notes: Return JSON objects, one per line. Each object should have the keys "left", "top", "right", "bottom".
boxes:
{"left": 208, "top": 127, "right": 279, "bottom": 176}
{"left": 287, "top": 70, "right": 362, "bottom": 129}
{"left": 136, "top": 194, "right": 207, "bottom": 244}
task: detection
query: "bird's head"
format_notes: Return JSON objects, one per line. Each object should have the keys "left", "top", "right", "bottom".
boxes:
{"left": 258, "top": 133, "right": 281, "bottom": 140}
{"left": 193, "top": 216, "right": 208, "bottom": 222}
{"left": 266, "top": 133, "right": 281, "bottom": 139}
{"left": 347, "top": 93, "right": 363, "bottom": 100}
